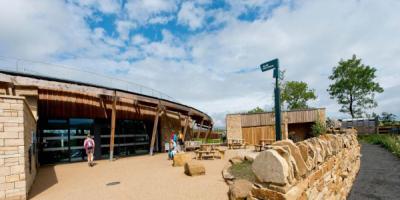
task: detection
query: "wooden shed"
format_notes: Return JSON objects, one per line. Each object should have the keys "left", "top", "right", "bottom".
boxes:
{"left": 226, "top": 108, "right": 326, "bottom": 145}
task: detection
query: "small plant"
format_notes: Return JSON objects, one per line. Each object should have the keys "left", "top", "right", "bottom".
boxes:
{"left": 311, "top": 120, "right": 327, "bottom": 137}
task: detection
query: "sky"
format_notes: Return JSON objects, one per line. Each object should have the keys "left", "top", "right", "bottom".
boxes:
{"left": 0, "top": 0, "right": 399, "bottom": 127}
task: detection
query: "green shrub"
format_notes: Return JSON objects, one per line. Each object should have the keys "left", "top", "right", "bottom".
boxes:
{"left": 311, "top": 120, "right": 327, "bottom": 137}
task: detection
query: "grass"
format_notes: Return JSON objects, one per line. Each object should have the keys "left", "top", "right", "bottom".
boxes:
{"left": 192, "top": 138, "right": 222, "bottom": 144}
{"left": 359, "top": 134, "right": 400, "bottom": 158}
{"left": 228, "top": 160, "right": 257, "bottom": 183}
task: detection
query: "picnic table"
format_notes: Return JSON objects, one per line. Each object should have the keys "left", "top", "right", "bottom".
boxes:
{"left": 228, "top": 139, "right": 246, "bottom": 149}
{"left": 254, "top": 139, "right": 275, "bottom": 152}
{"left": 195, "top": 144, "right": 223, "bottom": 160}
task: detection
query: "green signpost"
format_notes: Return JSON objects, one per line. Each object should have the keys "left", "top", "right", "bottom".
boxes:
{"left": 260, "top": 58, "right": 282, "bottom": 141}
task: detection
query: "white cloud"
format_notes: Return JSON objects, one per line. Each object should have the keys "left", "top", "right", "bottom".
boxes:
{"left": 115, "top": 20, "right": 136, "bottom": 41}
{"left": 125, "top": 0, "right": 178, "bottom": 24}
{"left": 1, "top": 0, "right": 400, "bottom": 127}
{"left": 177, "top": 2, "right": 206, "bottom": 30}
{"left": 75, "top": 0, "right": 121, "bottom": 14}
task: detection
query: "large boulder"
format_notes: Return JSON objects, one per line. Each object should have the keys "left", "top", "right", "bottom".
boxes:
{"left": 272, "top": 140, "right": 309, "bottom": 177}
{"left": 173, "top": 152, "right": 192, "bottom": 167}
{"left": 184, "top": 162, "right": 205, "bottom": 176}
{"left": 252, "top": 150, "right": 290, "bottom": 185}
{"left": 230, "top": 156, "right": 244, "bottom": 165}
{"left": 229, "top": 179, "right": 253, "bottom": 200}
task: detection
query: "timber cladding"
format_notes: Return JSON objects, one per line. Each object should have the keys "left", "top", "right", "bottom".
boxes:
{"left": 226, "top": 108, "right": 326, "bottom": 145}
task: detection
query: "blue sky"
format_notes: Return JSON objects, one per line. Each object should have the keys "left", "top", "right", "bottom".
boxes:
{"left": 0, "top": 0, "right": 400, "bottom": 127}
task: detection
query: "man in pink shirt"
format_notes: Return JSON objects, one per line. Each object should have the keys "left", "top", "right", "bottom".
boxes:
{"left": 84, "top": 134, "right": 95, "bottom": 167}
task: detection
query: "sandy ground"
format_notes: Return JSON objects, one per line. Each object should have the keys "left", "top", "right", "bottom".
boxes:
{"left": 28, "top": 151, "right": 244, "bottom": 200}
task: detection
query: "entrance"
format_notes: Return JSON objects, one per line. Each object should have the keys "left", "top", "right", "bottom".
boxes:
{"left": 38, "top": 118, "right": 153, "bottom": 164}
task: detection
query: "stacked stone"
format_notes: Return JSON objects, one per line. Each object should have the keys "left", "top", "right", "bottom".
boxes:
{"left": 248, "top": 129, "right": 360, "bottom": 200}
{"left": 0, "top": 96, "right": 37, "bottom": 200}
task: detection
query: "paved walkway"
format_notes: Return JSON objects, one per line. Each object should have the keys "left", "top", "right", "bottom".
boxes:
{"left": 29, "top": 152, "right": 230, "bottom": 200}
{"left": 348, "top": 143, "right": 400, "bottom": 200}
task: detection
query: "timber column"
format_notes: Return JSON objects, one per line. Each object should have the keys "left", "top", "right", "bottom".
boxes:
{"left": 109, "top": 91, "right": 117, "bottom": 161}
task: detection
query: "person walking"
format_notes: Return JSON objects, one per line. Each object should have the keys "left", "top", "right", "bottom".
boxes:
{"left": 84, "top": 134, "right": 95, "bottom": 167}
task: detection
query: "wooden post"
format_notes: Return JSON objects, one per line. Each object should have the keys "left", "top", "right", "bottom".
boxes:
{"left": 149, "top": 105, "right": 161, "bottom": 155}
{"left": 204, "top": 124, "right": 213, "bottom": 141}
{"left": 109, "top": 91, "right": 117, "bottom": 161}
{"left": 183, "top": 115, "right": 189, "bottom": 140}
{"left": 196, "top": 119, "right": 204, "bottom": 139}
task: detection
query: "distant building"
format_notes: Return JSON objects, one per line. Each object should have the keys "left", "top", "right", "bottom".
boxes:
{"left": 340, "top": 118, "right": 378, "bottom": 134}
{"left": 226, "top": 108, "right": 326, "bottom": 144}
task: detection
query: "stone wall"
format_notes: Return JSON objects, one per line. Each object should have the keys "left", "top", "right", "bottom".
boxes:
{"left": 249, "top": 130, "right": 360, "bottom": 200}
{"left": 226, "top": 115, "right": 242, "bottom": 140}
{"left": 0, "top": 95, "right": 37, "bottom": 200}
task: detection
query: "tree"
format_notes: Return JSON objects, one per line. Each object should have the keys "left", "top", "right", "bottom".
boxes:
{"left": 379, "top": 112, "right": 397, "bottom": 125}
{"left": 327, "top": 55, "right": 384, "bottom": 118}
{"left": 247, "top": 106, "right": 265, "bottom": 114}
{"left": 281, "top": 81, "right": 317, "bottom": 110}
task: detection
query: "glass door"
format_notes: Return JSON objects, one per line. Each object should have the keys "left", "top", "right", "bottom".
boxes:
{"left": 69, "top": 119, "right": 94, "bottom": 162}
{"left": 40, "top": 119, "right": 70, "bottom": 164}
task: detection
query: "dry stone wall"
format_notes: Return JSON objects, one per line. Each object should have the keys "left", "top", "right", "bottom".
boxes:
{"left": 249, "top": 130, "right": 360, "bottom": 200}
{"left": 0, "top": 96, "right": 37, "bottom": 200}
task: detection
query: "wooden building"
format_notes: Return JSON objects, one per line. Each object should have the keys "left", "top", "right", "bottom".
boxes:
{"left": 0, "top": 71, "right": 213, "bottom": 164}
{"left": 226, "top": 108, "right": 326, "bottom": 144}
{"left": 340, "top": 118, "right": 378, "bottom": 135}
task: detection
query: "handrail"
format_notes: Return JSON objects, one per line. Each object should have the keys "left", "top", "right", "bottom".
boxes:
{"left": 0, "top": 56, "right": 177, "bottom": 102}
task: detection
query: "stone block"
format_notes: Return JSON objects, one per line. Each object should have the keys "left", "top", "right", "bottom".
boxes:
{"left": 173, "top": 153, "right": 192, "bottom": 167}
{"left": 14, "top": 181, "right": 25, "bottom": 189}
{"left": 0, "top": 131, "right": 19, "bottom": 139}
{"left": 273, "top": 140, "right": 308, "bottom": 177}
{"left": 0, "top": 166, "right": 10, "bottom": 176}
{"left": 4, "top": 139, "right": 23, "bottom": 146}
{"left": 184, "top": 162, "right": 205, "bottom": 176}
{"left": 230, "top": 156, "right": 244, "bottom": 165}
{"left": 229, "top": 179, "right": 253, "bottom": 200}
{"left": 10, "top": 165, "right": 24, "bottom": 174}
{"left": 5, "top": 174, "right": 19, "bottom": 183}
{"left": 252, "top": 150, "right": 290, "bottom": 185}
{"left": 251, "top": 187, "right": 285, "bottom": 200}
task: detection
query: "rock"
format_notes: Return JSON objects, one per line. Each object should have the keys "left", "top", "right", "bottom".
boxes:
{"left": 229, "top": 179, "right": 253, "bottom": 200}
{"left": 296, "top": 142, "right": 308, "bottom": 162}
{"left": 173, "top": 152, "right": 192, "bottom": 167}
{"left": 184, "top": 162, "right": 205, "bottom": 176}
{"left": 222, "top": 164, "right": 235, "bottom": 182}
{"left": 272, "top": 140, "right": 309, "bottom": 177}
{"left": 271, "top": 146, "right": 296, "bottom": 183}
{"left": 252, "top": 150, "right": 290, "bottom": 185}
{"left": 230, "top": 156, "right": 244, "bottom": 165}
{"left": 244, "top": 152, "right": 259, "bottom": 162}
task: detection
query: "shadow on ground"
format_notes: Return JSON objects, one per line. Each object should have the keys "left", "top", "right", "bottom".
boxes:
{"left": 28, "top": 166, "right": 58, "bottom": 199}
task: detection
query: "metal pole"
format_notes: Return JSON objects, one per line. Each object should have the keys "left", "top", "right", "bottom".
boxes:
{"left": 274, "top": 66, "right": 282, "bottom": 141}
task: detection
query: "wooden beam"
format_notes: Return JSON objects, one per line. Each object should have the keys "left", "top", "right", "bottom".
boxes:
{"left": 109, "top": 91, "right": 117, "bottom": 161}
{"left": 183, "top": 115, "right": 190, "bottom": 140}
{"left": 196, "top": 119, "right": 204, "bottom": 138}
{"left": 204, "top": 124, "right": 213, "bottom": 141}
{"left": 99, "top": 96, "right": 108, "bottom": 119}
{"left": 149, "top": 104, "right": 161, "bottom": 155}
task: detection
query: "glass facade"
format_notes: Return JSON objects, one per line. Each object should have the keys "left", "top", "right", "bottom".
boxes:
{"left": 38, "top": 118, "right": 152, "bottom": 164}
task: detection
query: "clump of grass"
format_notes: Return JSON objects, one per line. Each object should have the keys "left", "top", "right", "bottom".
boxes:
{"left": 359, "top": 134, "right": 400, "bottom": 158}
{"left": 228, "top": 160, "right": 256, "bottom": 183}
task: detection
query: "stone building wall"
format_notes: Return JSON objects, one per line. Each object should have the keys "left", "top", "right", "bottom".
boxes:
{"left": 248, "top": 129, "right": 360, "bottom": 200}
{"left": 0, "top": 95, "right": 37, "bottom": 200}
{"left": 226, "top": 115, "right": 242, "bottom": 140}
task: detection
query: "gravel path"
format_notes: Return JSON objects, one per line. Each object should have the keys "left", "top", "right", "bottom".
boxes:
{"left": 348, "top": 143, "right": 400, "bottom": 200}
{"left": 29, "top": 152, "right": 232, "bottom": 200}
